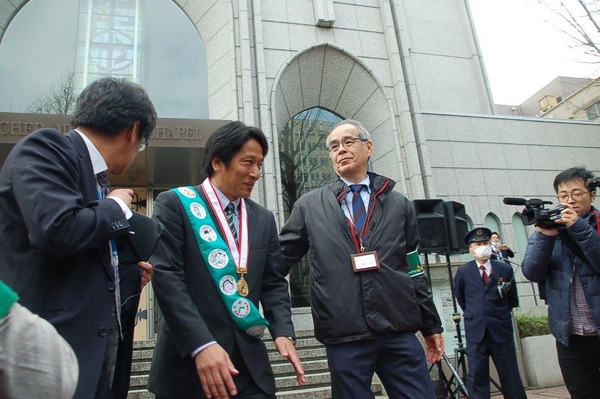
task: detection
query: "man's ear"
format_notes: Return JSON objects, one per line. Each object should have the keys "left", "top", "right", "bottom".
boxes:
{"left": 211, "top": 156, "right": 223, "bottom": 172}
{"left": 124, "top": 121, "right": 141, "bottom": 144}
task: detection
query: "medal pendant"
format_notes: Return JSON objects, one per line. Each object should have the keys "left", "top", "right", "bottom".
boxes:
{"left": 237, "top": 275, "right": 249, "bottom": 297}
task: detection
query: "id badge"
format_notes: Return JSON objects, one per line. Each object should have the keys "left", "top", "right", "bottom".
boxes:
{"left": 351, "top": 251, "right": 380, "bottom": 272}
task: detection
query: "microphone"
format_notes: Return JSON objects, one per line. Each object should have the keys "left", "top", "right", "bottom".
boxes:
{"left": 503, "top": 197, "right": 527, "bottom": 206}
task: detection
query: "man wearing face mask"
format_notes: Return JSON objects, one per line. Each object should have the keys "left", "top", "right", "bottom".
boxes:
{"left": 455, "top": 227, "right": 526, "bottom": 399}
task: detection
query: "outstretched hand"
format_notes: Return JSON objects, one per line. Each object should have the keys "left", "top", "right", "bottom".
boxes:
{"left": 424, "top": 333, "right": 444, "bottom": 363}
{"left": 194, "top": 344, "right": 239, "bottom": 399}
{"left": 274, "top": 336, "right": 307, "bottom": 386}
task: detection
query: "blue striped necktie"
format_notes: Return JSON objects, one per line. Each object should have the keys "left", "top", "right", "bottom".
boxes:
{"left": 350, "top": 184, "right": 367, "bottom": 237}
{"left": 96, "top": 171, "right": 110, "bottom": 199}
{"left": 225, "top": 202, "right": 238, "bottom": 243}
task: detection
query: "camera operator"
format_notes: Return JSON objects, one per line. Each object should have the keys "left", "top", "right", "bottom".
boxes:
{"left": 522, "top": 166, "right": 600, "bottom": 399}
{"left": 490, "top": 232, "right": 514, "bottom": 264}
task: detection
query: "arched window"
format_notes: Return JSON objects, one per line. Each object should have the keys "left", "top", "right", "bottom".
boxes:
{"left": 279, "top": 106, "right": 342, "bottom": 306}
{"left": 511, "top": 212, "right": 529, "bottom": 263}
{"left": 0, "top": 0, "right": 208, "bottom": 118}
{"left": 484, "top": 213, "right": 501, "bottom": 235}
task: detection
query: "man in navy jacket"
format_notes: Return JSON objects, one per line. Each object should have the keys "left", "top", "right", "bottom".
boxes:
{"left": 523, "top": 167, "right": 600, "bottom": 399}
{"left": 455, "top": 227, "right": 526, "bottom": 399}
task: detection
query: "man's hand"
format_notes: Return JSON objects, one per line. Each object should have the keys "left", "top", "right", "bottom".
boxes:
{"left": 194, "top": 344, "right": 239, "bottom": 399}
{"left": 274, "top": 337, "right": 306, "bottom": 386}
{"left": 108, "top": 188, "right": 134, "bottom": 208}
{"left": 558, "top": 204, "right": 579, "bottom": 227}
{"left": 424, "top": 333, "right": 444, "bottom": 363}
{"left": 138, "top": 261, "right": 152, "bottom": 289}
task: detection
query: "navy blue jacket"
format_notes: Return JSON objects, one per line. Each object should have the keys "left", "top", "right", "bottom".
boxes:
{"left": 455, "top": 260, "right": 519, "bottom": 344}
{"left": 522, "top": 210, "right": 600, "bottom": 346}
{"left": 0, "top": 129, "right": 137, "bottom": 398}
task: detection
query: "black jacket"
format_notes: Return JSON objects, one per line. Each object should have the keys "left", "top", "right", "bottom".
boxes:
{"left": 279, "top": 172, "right": 442, "bottom": 344}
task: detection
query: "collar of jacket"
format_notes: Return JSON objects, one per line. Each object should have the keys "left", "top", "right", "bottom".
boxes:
{"left": 330, "top": 172, "right": 395, "bottom": 204}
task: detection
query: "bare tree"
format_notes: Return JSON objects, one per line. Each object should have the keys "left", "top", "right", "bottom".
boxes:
{"left": 537, "top": 0, "right": 600, "bottom": 63}
{"left": 26, "top": 71, "right": 78, "bottom": 114}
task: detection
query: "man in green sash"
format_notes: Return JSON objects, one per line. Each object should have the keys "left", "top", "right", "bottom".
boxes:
{"left": 148, "top": 121, "right": 305, "bottom": 399}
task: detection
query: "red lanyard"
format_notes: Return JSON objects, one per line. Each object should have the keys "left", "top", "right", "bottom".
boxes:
{"left": 593, "top": 210, "right": 600, "bottom": 235}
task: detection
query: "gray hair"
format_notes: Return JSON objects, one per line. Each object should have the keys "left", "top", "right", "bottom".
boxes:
{"left": 327, "top": 119, "right": 371, "bottom": 147}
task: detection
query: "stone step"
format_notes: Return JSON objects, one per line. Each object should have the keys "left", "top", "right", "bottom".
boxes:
{"left": 268, "top": 346, "right": 326, "bottom": 363}
{"left": 127, "top": 389, "right": 154, "bottom": 399}
{"left": 127, "top": 388, "right": 388, "bottom": 399}
{"left": 127, "top": 331, "right": 387, "bottom": 399}
{"left": 272, "top": 358, "right": 328, "bottom": 375}
{"left": 128, "top": 385, "right": 387, "bottom": 399}
{"left": 128, "top": 358, "right": 331, "bottom": 391}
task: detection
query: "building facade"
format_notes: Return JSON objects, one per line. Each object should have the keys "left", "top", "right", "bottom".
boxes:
{"left": 1, "top": 0, "right": 599, "bottom": 350}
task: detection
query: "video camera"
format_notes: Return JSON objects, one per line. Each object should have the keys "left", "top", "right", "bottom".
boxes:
{"left": 503, "top": 176, "right": 600, "bottom": 229}
{"left": 588, "top": 176, "right": 600, "bottom": 190}
{"left": 503, "top": 197, "right": 565, "bottom": 229}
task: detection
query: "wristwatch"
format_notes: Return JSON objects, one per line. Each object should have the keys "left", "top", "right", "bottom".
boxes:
{"left": 286, "top": 336, "right": 297, "bottom": 347}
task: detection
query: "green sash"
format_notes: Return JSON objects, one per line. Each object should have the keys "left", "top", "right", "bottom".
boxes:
{"left": 172, "top": 186, "right": 269, "bottom": 338}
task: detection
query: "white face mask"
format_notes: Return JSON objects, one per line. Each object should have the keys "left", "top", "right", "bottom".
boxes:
{"left": 472, "top": 245, "right": 492, "bottom": 259}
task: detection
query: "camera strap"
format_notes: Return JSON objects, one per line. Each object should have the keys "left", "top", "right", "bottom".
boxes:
{"left": 558, "top": 209, "right": 600, "bottom": 267}
{"left": 560, "top": 233, "right": 592, "bottom": 266}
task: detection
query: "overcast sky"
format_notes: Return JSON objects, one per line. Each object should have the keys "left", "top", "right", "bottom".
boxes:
{"left": 469, "top": 0, "right": 600, "bottom": 105}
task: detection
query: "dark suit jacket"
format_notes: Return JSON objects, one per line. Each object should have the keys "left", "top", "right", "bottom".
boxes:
{"left": 491, "top": 247, "right": 515, "bottom": 263}
{"left": 454, "top": 260, "right": 519, "bottom": 344}
{"left": 0, "top": 128, "right": 139, "bottom": 399}
{"left": 147, "top": 186, "right": 294, "bottom": 398}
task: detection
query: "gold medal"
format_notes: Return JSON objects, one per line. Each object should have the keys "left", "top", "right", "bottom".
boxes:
{"left": 237, "top": 275, "right": 249, "bottom": 297}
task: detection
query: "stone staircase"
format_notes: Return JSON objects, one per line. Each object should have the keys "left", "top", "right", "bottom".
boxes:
{"left": 127, "top": 329, "right": 387, "bottom": 398}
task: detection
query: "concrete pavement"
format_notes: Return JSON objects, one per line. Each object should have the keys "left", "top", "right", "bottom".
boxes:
{"left": 492, "top": 385, "right": 570, "bottom": 398}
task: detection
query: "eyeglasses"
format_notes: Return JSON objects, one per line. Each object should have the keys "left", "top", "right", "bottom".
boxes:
{"left": 556, "top": 191, "right": 590, "bottom": 202}
{"left": 138, "top": 138, "right": 148, "bottom": 152}
{"left": 327, "top": 136, "right": 368, "bottom": 152}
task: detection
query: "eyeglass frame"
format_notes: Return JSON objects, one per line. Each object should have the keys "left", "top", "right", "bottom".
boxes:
{"left": 326, "top": 136, "right": 369, "bottom": 152}
{"left": 556, "top": 190, "right": 590, "bottom": 202}
{"left": 138, "top": 137, "right": 148, "bottom": 152}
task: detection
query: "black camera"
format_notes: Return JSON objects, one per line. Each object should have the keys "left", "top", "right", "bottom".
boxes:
{"left": 588, "top": 176, "right": 600, "bottom": 190}
{"left": 503, "top": 197, "right": 566, "bottom": 229}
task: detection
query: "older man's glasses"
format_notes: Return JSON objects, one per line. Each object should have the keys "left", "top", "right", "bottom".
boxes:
{"left": 327, "top": 136, "right": 368, "bottom": 152}
{"left": 556, "top": 191, "right": 590, "bottom": 202}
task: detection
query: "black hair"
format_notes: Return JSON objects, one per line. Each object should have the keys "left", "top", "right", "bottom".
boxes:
{"left": 553, "top": 167, "right": 596, "bottom": 193}
{"left": 491, "top": 232, "right": 499, "bottom": 237}
{"left": 202, "top": 121, "right": 269, "bottom": 177}
{"left": 71, "top": 77, "right": 157, "bottom": 142}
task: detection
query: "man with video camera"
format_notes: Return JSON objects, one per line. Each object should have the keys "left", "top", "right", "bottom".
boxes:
{"left": 522, "top": 166, "right": 600, "bottom": 399}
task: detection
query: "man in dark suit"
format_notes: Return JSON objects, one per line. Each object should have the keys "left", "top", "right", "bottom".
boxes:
{"left": 455, "top": 227, "right": 526, "bottom": 399}
{"left": 490, "top": 231, "right": 515, "bottom": 264}
{"left": 0, "top": 77, "right": 156, "bottom": 399}
{"left": 148, "top": 121, "right": 305, "bottom": 399}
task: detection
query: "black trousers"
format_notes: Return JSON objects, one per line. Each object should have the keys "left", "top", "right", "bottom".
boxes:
{"left": 556, "top": 335, "right": 600, "bottom": 399}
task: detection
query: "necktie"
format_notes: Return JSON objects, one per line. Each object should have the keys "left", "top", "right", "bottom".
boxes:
{"left": 349, "top": 184, "right": 367, "bottom": 237}
{"left": 226, "top": 202, "right": 238, "bottom": 243}
{"left": 480, "top": 265, "right": 489, "bottom": 286}
{"left": 96, "top": 171, "right": 110, "bottom": 199}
